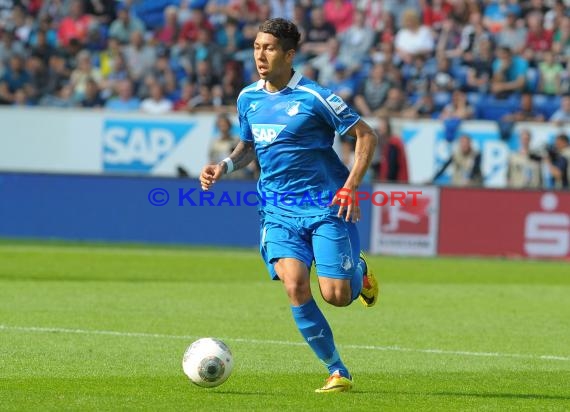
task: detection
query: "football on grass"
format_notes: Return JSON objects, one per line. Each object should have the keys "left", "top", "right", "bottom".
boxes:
{"left": 182, "top": 338, "right": 234, "bottom": 387}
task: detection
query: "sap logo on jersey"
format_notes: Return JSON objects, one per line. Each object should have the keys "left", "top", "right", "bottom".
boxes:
{"left": 252, "top": 124, "right": 286, "bottom": 144}
{"left": 103, "top": 120, "right": 194, "bottom": 172}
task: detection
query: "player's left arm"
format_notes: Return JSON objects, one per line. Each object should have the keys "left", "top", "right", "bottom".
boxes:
{"left": 333, "top": 119, "right": 378, "bottom": 222}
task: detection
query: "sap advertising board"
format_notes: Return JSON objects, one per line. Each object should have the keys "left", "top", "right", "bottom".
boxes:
{"left": 0, "top": 108, "right": 568, "bottom": 185}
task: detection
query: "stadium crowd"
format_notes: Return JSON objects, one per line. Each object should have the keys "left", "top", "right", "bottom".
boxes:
{"left": 0, "top": 0, "right": 569, "bottom": 188}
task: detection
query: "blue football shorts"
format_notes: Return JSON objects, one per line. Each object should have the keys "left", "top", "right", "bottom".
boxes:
{"left": 259, "top": 211, "right": 361, "bottom": 280}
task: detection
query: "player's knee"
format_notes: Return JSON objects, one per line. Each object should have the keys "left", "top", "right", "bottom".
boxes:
{"left": 321, "top": 286, "right": 351, "bottom": 307}
{"left": 283, "top": 278, "right": 311, "bottom": 302}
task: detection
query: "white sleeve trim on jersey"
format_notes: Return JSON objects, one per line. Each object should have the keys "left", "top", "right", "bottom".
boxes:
{"left": 298, "top": 85, "right": 344, "bottom": 120}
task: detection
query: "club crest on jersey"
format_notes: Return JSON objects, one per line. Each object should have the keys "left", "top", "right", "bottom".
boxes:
{"left": 325, "top": 94, "right": 347, "bottom": 114}
{"left": 286, "top": 101, "right": 301, "bottom": 116}
{"left": 251, "top": 124, "right": 286, "bottom": 144}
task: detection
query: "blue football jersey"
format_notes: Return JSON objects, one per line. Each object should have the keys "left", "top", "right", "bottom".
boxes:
{"left": 237, "top": 71, "right": 361, "bottom": 216}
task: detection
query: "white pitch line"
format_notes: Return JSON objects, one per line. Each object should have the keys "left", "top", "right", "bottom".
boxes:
{"left": 1, "top": 324, "right": 569, "bottom": 362}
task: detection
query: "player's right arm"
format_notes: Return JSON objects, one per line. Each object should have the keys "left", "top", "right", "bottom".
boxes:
{"left": 199, "top": 141, "right": 255, "bottom": 191}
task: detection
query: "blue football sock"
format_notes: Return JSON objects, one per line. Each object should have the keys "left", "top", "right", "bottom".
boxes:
{"left": 291, "top": 298, "right": 350, "bottom": 378}
{"left": 350, "top": 257, "right": 365, "bottom": 302}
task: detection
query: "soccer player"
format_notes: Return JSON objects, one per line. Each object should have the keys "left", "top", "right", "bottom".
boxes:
{"left": 199, "top": 18, "right": 379, "bottom": 393}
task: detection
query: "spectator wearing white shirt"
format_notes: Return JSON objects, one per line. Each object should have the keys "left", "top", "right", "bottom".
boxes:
{"left": 394, "top": 8, "right": 434, "bottom": 65}
{"left": 140, "top": 81, "right": 173, "bottom": 114}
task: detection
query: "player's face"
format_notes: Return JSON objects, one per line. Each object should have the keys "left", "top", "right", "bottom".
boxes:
{"left": 253, "top": 32, "right": 294, "bottom": 83}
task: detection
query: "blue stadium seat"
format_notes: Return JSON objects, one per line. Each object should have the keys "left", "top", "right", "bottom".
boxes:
{"left": 526, "top": 68, "right": 540, "bottom": 93}
{"left": 534, "top": 94, "right": 561, "bottom": 119}
{"left": 132, "top": 0, "right": 179, "bottom": 30}
{"left": 476, "top": 95, "right": 519, "bottom": 121}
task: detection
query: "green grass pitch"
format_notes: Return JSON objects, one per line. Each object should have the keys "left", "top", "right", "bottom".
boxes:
{"left": 1, "top": 241, "right": 569, "bottom": 411}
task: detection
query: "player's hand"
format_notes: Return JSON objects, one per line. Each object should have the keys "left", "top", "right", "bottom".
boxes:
{"left": 200, "top": 163, "right": 225, "bottom": 191}
{"left": 330, "top": 186, "right": 361, "bottom": 223}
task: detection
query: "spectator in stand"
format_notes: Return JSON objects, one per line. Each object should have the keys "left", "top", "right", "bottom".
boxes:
{"left": 155, "top": 5, "right": 180, "bottom": 47}
{"left": 108, "top": 4, "right": 145, "bottom": 45}
{"left": 188, "top": 84, "right": 216, "bottom": 113}
{"left": 215, "top": 18, "right": 245, "bottom": 56}
{"left": 448, "top": 0, "right": 471, "bottom": 26}
{"left": 123, "top": 31, "right": 156, "bottom": 83}
{"left": 338, "top": 10, "right": 374, "bottom": 67}
{"left": 538, "top": 50, "right": 563, "bottom": 95}
{"left": 84, "top": 0, "right": 116, "bottom": 25}
{"left": 384, "top": 0, "right": 420, "bottom": 29}
{"left": 431, "top": 54, "right": 455, "bottom": 93}
{"left": 422, "top": 0, "right": 453, "bottom": 32}
{"left": 0, "top": 54, "right": 30, "bottom": 105}
{"left": 309, "top": 37, "right": 349, "bottom": 87}
{"left": 323, "top": 0, "right": 354, "bottom": 34}
{"left": 227, "top": 0, "right": 262, "bottom": 26}
{"left": 188, "top": 28, "right": 225, "bottom": 80}
{"left": 57, "top": 0, "right": 93, "bottom": 47}
{"left": 524, "top": 11, "right": 553, "bottom": 65}
{"left": 439, "top": 89, "right": 474, "bottom": 120}
{"left": 140, "top": 81, "right": 173, "bottom": 114}
{"left": 70, "top": 49, "right": 102, "bottom": 101}
{"left": 40, "top": 81, "right": 77, "bottom": 108}
{"left": 436, "top": 16, "right": 462, "bottom": 59}
{"left": 105, "top": 78, "right": 140, "bottom": 111}
{"left": 375, "top": 87, "right": 409, "bottom": 117}
{"left": 483, "top": 0, "right": 521, "bottom": 34}
{"left": 269, "top": 0, "right": 295, "bottom": 21}
{"left": 491, "top": 46, "right": 528, "bottom": 98}
{"left": 400, "top": 92, "right": 437, "bottom": 118}
{"left": 451, "top": 11, "right": 492, "bottom": 63}
{"left": 359, "top": 0, "right": 384, "bottom": 32}
{"left": 209, "top": 113, "right": 238, "bottom": 165}
{"left": 550, "top": 95, "right": 570, "bottom": 126}
{"left": 80, "top": 77, "right": 105, "bottom": 108}
{"left": 38, "top": 0, "right": 69, "bottom": 26}
{"left": 544, "top": 0, "right": 566, "bottom": 32}
{"left": 299, "top": 8, "right": 336, "bottom": 61}
{"left": 26, "top": 53, "right": 48, "bottom": 104}
{"left": 553, "top": 16, "right": 570, "bottom": 57}
{"left": 98, "top": 36, "right": 122, "bottom": 79}
{"left": 405, "top": 55, "right": 431, "bottom": 95}
{"left": 432, "top": 134, "right": 483, "bottom": 187}
{"left": 395, "top": 8, "right": 435, "bottom": 65}
{"left": 173, "top": 80, "right": 196, "bottom": 111}
{"left": 353, "top": 63, "right": 392, "bottom": 117}
{"left": 501, "top": 93, "right": 545, "bottom": 123}
{"left": 507, "top": 129, "right": 542, "bottom": 188}
{"left": 496, "top": 10, "right": 527, "bottom": 55}
{"left": 376, "top": 116, "right": 409, "bottom": 183}
{"left": 545, "top": 133, "right": 570, "bottom": 189}
{"left": 43, "top": 51, "right": 69, "bottom": 99}
{"left": 12, "top": 5, "right": 33, "bottom": 44}
{"left": 465, "top": 36, "right": 494, "bottom": 94}
{"left": 179, "top": 7, "right": 214, "bottom": 43}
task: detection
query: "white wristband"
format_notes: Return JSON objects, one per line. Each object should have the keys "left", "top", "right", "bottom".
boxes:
{"left": 223, "top": 157, "right": 234, "bottom": 174}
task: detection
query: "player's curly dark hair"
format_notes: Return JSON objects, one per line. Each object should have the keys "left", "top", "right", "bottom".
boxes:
{"left": 258, "top": 18, "right": 301, "bottom": 52}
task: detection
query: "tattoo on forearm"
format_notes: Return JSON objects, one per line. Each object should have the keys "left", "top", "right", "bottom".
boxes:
{"left": 225, "top": 141, "right": 255, "bottom": 171}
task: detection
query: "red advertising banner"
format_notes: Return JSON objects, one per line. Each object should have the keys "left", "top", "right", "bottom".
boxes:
{"left": 438, "top": 188, "right": 570, "bottom": 259}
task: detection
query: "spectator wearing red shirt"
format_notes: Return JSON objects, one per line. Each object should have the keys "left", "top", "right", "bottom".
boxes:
{"left": 179, "top": 8, "right": 214, "bottom": 43}
{"left": 422, "top": 0, "right": 453, "bottom": 31}
{"left": 227, "top": 0, "right": 261, "bottom": 25}
{"left": 524, "top": 11, "right": 553, "bottom": 64}
{"left": 57, "top": 0, "right": 93, "bottom": 47}
{"left": 376, "top": 117, "right": 409, "bottom": 183}
{"left": 323, "top": 0, "right": 354, "bottom": 34}
{"left": 155, "top": 6, "right": 180, "bottom": 47}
